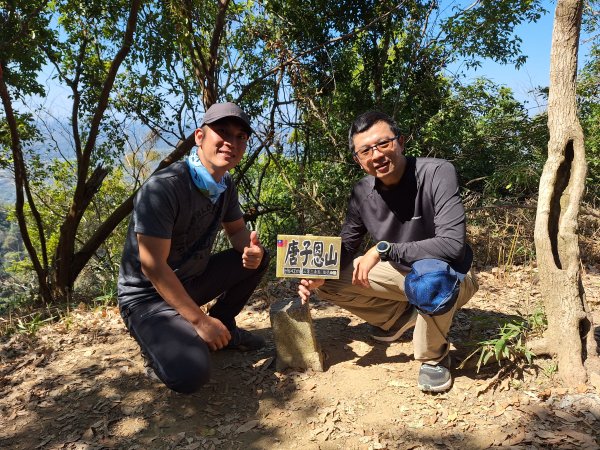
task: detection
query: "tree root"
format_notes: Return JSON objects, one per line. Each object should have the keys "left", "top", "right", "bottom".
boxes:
{"left": 527, "top": 337, "right": 554, "bottom": 358}
{"left": 584, "top": 354, "right": 600, "bottom": 375}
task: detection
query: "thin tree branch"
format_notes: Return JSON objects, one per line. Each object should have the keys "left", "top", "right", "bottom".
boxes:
{"left": 70, "top": 40, "right": 88, "bottom": 161}
{"left": 0, "top": 61, "right": 50, "bottom": 300}
{"left": 465, "top": 204, "right": 538, "bottom": 213}
{"left": 206, "top": 0, "right": 231, "bottom": 102}
{"left": 80, "top": 0, "right": 142, "bottom": 172}
{"left": 71, "top": 132, "right": 196, "bottom": 278}
{"left": 237, "top": 0, "right": 409, "bottom": 101}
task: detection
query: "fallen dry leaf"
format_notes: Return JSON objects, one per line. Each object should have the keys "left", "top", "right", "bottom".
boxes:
{"left": 535, "top": 430, "right": 557, "bottom": 439}
{"left": 506, "top": 427, "right": 526, "bottom": 446}
{"left": 554, "top": 410, "right": 581, "bottom": 423}
{"left": 235, "top": 419, "right": 260, "bottom": 434}
{"left": 563, "top": 429, "right": 599, "bottom": 446}
{"left": 521, "top": 404, "right": 550, "bottom": 421}
{"left": 2, "top": 272, "right": 600, "bottom": 450}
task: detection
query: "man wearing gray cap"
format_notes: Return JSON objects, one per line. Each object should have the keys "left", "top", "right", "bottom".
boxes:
{"left": 118, "top": 102, "right": 269, "bottom": 394}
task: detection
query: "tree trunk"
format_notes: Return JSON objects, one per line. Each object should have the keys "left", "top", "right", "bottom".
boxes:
{"left": 0, "top": 63, "right": 53, "bottom": 304}
{"left": 49, "top": 0, "right": 141, "bottom": 303}
{"left": 70, "top": 133, "right": 196, "bottom": 280}
{"left": 533, "top": 0, "right": 598, "bottom": 385}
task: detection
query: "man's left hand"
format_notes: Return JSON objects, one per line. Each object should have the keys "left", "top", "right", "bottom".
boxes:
{"left": 242, "top": 231, "right": 264, "bottom": 269}
{"left": 352, "top": 247, "right": 380, "bottom": 288}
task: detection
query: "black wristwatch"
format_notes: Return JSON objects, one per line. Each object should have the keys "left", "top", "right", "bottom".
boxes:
{"left": 376, "top": 241, "right": 391, "bottom": 261}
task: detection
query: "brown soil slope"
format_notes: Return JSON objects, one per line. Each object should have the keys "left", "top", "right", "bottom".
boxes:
{"left": 1, "top": 266, "right": 599, "bottom": 449}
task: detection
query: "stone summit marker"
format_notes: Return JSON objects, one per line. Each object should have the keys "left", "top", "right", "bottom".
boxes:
{"left": 270, "top": 235, "right": 342, "bottom": 372}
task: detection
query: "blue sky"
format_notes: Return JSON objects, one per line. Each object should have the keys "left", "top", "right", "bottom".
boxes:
{"left": 449, "top": 1, "right": 595, "bottom": 114}
{"left": 1, "top": 2, "right": 596, "bottom": 204}
{"left": 26, "top": 1, "right": 596, "bottom": 119}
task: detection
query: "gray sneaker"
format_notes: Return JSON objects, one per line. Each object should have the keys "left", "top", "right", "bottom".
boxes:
{"left": 371, "top": 306, "right": 418, "bottom": 342}
{"left": 418, "top": 356, "right": 452, "bottom": 393}
{"left": 141, "top": 352, "right": 161, "bottom": 382}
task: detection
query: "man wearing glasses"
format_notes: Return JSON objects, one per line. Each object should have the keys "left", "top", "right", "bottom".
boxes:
{"left": 118, "top": 102, "right": 269, "bottom": 394}
{"left": 298, "top": 111, "right": 477, "bottom": 393}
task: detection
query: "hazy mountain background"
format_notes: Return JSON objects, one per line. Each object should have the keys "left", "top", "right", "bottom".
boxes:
{"left": 0, "top": 170, "right": 15, "bottom": 205}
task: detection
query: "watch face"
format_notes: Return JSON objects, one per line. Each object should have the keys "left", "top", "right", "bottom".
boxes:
{"left": 377, "top": 241, "right": 390, "bottom": 253}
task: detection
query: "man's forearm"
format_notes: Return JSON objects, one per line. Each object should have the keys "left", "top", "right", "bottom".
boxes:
{"left": 143, "top": 264, "right": 207, "bottom": 326}
{"left": 227, "top": 226, "right": 251, "bottom": 253}
{"left": 389, "top": 236, "right": 465, "bottom": 266}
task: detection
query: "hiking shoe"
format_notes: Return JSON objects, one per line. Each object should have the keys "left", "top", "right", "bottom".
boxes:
{"left": 141, "top": 352, "right": 161, "bottom": 382}
{"left": 224, "top": 327, "right": 265, "bottom": 351}
{"left": 371, "top": 306, "right": 418, "bottom": 342}
{"left": 145, "top": 365, "right": 161, "bottom": 382}
{"left": 418, "top": 356, "right": 452, "bottom": 393}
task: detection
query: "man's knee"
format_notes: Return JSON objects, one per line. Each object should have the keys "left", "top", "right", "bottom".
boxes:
{"left": 316, "top": 282, "right": 354, "bottom": 306}
{"left": 156, "top": 350, "right": 211, "bottom": 394}
{"left": 162, "top": 364, "right": 211, "bottom": 394}
{"left": 456, "top": 271, "right": 478, "bottom": 309}
{"left": 130, "top": 309, "right": 212, "bottom": 394}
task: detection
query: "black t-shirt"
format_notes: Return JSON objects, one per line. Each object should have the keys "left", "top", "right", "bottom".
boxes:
{"left": 117, "top": 161, "right": 243, "bottom": 308}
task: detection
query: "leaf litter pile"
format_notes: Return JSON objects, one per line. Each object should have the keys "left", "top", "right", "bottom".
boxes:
{"left": 1, "top": 265, "right": 600, "bottom": 449}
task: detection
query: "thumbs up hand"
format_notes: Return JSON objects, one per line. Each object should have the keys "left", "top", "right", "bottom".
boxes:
{"left": 242, "top": 230, "right": 264, "bottom": 269}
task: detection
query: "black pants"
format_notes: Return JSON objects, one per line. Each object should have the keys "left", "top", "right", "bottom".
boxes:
{"left": 120, "top": 248, "right": 269, "bottom": 394}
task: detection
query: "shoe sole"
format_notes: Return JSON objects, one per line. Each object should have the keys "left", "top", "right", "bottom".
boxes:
{"left": 223, "top": 344, "right": 264, "bottom": 352}
{"left": 418, "top": 377, "right": 453, "bottom": 393}
{"left": 371, "top": 311, "right": 418, "bottom": 342}
{"left": 145, "top": 367, "right": 161, "bottom": 382}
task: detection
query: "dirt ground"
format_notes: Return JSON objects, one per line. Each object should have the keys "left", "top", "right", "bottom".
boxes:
{"left": 1, "top": 265, "right": 600, "bottom": 450}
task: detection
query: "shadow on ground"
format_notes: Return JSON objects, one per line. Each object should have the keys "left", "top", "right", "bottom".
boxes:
{"left": 1, "top": 302, "right": 598, "bottom": 449}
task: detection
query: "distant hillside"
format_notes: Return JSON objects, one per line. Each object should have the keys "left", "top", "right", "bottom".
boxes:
{"left": 0, "top": 171, "right": 15, "bottom": 206}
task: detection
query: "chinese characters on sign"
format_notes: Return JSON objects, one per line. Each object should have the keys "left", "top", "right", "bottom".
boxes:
{"left": 276, "top": 235, "right": 341, "bottom": 279}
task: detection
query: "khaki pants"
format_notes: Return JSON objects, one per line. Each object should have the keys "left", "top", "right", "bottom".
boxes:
{"left": 317, "top": 258, "right": 478, "bottom": 365}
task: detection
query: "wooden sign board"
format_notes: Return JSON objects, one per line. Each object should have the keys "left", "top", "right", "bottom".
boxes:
{"left": 276, "top": 235, "right": 342, "bottom": 279}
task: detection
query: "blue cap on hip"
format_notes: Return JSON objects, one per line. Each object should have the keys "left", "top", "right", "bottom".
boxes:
{"left": 404, "top": 259, "right": 462, "bottom": 316}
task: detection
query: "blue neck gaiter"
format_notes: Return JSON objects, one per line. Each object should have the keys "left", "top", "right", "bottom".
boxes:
{"left": 186, "top": 149, "right": 228, "bottom": 204}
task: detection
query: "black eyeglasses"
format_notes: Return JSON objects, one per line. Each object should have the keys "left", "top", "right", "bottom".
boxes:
{"left": 353, "top": 135, "right": 399, "bottom": 161}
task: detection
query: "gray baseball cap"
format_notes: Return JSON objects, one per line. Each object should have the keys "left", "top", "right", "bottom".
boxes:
{"left": 201, "top": 102, "right": 253, "bottom": 135}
